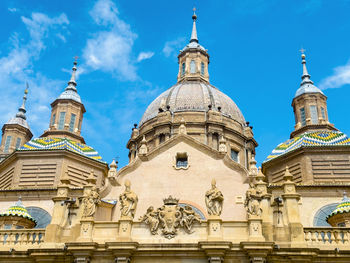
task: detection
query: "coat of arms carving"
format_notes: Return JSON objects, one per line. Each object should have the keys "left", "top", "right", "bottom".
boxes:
{"left": 140, "top": 196, "right": 201, "bottom": 239}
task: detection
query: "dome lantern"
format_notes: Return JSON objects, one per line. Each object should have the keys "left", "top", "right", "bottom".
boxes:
{"left": 177, "top": 10, "right": 210, "bottom": 83}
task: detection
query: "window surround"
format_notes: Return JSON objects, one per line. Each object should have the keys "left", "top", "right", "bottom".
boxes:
{"left": 173, "top": 152, "right": 190, "bottom": 170}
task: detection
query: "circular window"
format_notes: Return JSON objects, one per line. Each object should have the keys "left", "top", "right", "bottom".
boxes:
{"left": 26, "top": 207, "right": 52, "bottom": 228}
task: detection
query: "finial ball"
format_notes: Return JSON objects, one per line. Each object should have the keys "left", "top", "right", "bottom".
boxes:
{"left": 301, "top": 54, "right": 306, "bottom": 59}
{"left": 192, "top": 7, "right": 197, "bottom": 21}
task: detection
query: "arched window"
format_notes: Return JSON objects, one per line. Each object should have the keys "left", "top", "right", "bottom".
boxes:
{"left": 181, "top": 63, "right": 185, "bottom": 76}
{"left": 26, "top": 207, "right": 52, "bottom": 228}
{"left": 201, "top": 62, "right": 205, "bottom": 75}
{"left": 190, "top": 60, "right": 196, "bottom": 73}
{"left": 313, "top": 203, "right": 338, "bottom": 226}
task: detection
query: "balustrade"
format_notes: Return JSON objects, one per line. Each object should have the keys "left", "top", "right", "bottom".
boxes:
{"left": 304, "top": 227, "right": 350, "bottom": 246}
{"left": 0, "top": 229, "right": 45, "bottom": 246}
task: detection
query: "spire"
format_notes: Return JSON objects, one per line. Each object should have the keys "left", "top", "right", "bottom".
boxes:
{"left": 300, "top": 49, "right": 314, "bottom": 86}
{"left": 15, "top": 83, "right": 29, "bottom": 120}
{"left": 57, "top": 57, "right": 82, "bottom": 103}
{"left": 66, "top": 58, "right": 78, "bottom": 92}
{"left": 190, "top": 8, "right": 198, "bottom": 43}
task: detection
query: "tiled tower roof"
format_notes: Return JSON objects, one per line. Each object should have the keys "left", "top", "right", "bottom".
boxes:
{"left": 19, "top": 137, "right": 104, "bottom": 162}
{"left": 264, "top": 131, "right": 350, "bottom": 162}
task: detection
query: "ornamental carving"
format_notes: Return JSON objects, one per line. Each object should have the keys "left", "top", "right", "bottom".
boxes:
{"left": 82, "top": 186, "right": 100, "bottom": 218}
{"left": 140, "top": 196, "right": 201, "bottom": 239}
{"left": 119, "top": 179, "right": 138, "bottom": 218}
{"left": 205, "top": 179, "right": 224, "bottom": 216}
{"left": 245, "top": 182, "right": 262, "bottom": 218}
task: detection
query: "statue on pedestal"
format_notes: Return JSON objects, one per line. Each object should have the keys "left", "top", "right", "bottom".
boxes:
{"left": 245, "top": 182, "right": 262, "bottom": 218}
{"left": 82, "top": 186, "right": 100, "bottom": 218}
{"left": 205, "top": 179, "right": 224, "bottom": 216}
{"left": 119, "top": 180, "right": 138, "bottom": 218}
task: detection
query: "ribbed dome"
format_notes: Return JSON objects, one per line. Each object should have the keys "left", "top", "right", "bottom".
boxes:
{"left": 140, "top": 81, "right": 245, "bottom": 126}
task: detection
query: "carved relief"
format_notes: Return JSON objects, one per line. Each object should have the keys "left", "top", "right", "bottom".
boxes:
{"left": 205, "top": 179, "right": 224, "bottom": 216}
{"left": 245, "top": 182, "right": 262, "bottom": 218}
{"left": 119, "top": 180, "right": 138, "bottom": 218}
{"left": 82, "top": 186, "right": 100, "bottom": 218}
{"left": 140, "top": 196, "right": 201, "bottom": 239}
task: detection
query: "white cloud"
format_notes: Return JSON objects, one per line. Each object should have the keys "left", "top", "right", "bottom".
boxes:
{"left": 82, "top": 0, "right": 138, "bottom": 81}
{"left": 0, "top": 12, "right": 69, "bottom": 136}
{"left": 8, "top": 8, "right": 18, "bottom": 13}
{"left": 319, "top": 60, "right": 350, "bottom": 90}
{"left": 137, "top": 51, "right": 154, "bottom": 62}
{"left": 162, "top": 37, "right": 185, "bottom": 57}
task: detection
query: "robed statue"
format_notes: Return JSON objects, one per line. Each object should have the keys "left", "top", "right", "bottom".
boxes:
{"left": 245, "top": 182, "right": 262, "bottom": 218}
{"left": 205, "top": 179, "right": 224, "bottom": 216}
{"left": 82, "top": 186, "right": 100, "bottom": 218}
{"left": 119, "top": 179, "right": 138, "bottom": 218}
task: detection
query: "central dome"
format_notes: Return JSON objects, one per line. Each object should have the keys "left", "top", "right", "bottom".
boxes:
{"left": 140, "top": 81, "right": 245, "bottom": 126}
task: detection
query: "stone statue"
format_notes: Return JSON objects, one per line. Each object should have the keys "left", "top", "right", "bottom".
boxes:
{"left": 139, "top": 206, "right": 160, "bottom": 234}
{"left": 245, "top": 182, "right": 262, "bottom": 218}
{"left": 140, "top": 196, "right": 202, "bottom": 239}
{"left": 180, "top": 205, "right": 201, "bottom": 233}
{"left": 119, "top": 179, "right": 138, "bottom": 218}
{"left": 205, "top": 179, "right": 224, "bottom": 216}
{"left": 82, "top": 186, "right": 100, "bottom": 218}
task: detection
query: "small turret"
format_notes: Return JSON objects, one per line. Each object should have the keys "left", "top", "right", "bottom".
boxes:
{"left": 41, "top": 59, "right": 86, "bottom": 143}
{"left": 291, "top": 51, "right": 335, "bottom": 137}
{"left": 0, "top": 85, "right": 33, "bottom": 157}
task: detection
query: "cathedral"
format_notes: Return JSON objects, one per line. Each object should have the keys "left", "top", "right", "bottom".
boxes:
{"left": 1, "top": 10, "right": 350, "bottom": 263}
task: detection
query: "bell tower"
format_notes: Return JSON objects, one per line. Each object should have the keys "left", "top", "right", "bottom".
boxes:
{"left": 41, "top": 60, "right": 86, "bottom": 143}
{"left": 0, "top": 86, "right": 33, "bottom": 155}
{"left": 291, "top": 52, "right": 336, "bottom": 138}
{"left": 177, "top": 9, "right": 210, "bottom": 83}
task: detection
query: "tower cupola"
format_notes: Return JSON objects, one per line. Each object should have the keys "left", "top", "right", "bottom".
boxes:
{"left": 41, "top": 60, "right": 86, "bottom": 143}
{"left": 177, "top": 9, "right": 210, "bottom": 83}
{"left": 291, "top": 52, "right": 336, "bottom": 137}
{"left": 0, "top": 86, "right": 33, "bottom": 156}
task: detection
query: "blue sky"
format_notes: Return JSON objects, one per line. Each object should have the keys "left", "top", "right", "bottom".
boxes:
{"left": 1, "top": 0, "right": 350, "bottom": 167}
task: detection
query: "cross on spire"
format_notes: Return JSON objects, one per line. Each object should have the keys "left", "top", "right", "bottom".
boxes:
{"left": 73, "top": 55, "right": 79, "bottom": 63}
{"left": 299, "top": 48, "right": 306, "bottom": 55}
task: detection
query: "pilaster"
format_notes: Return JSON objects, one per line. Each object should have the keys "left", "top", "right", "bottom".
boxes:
{"left": 281, "top": 167, "right": 305, "bottom": 246}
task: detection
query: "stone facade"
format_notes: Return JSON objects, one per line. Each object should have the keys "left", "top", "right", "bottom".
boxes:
{"left": 0, "top": 11, "right": 350, "bottom": 263}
